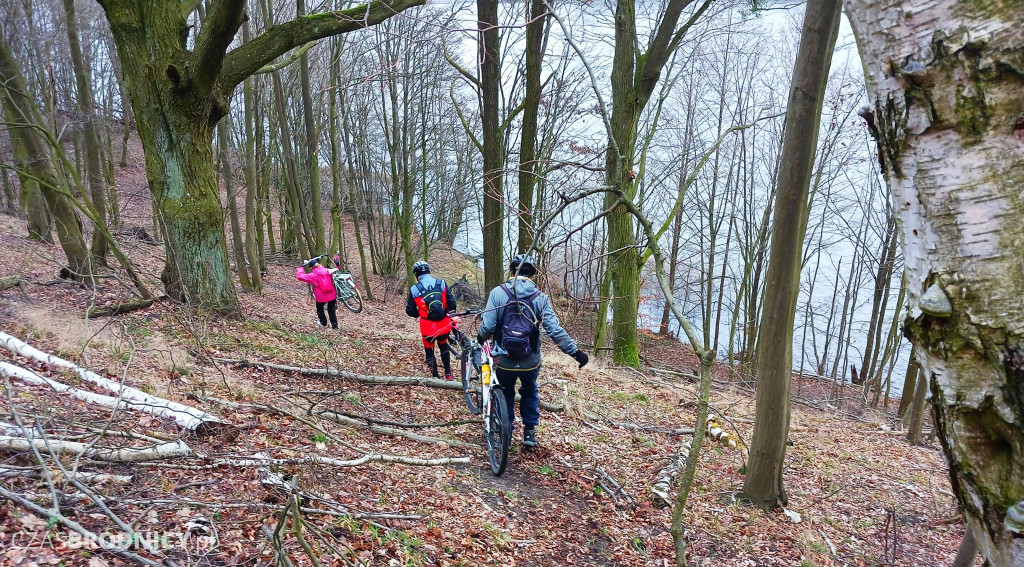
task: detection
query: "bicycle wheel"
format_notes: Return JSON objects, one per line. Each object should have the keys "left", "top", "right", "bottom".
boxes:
{"left": 460, "top": 343, "right": 483, "bottom": 415}
{"left": 485, "top": 387, "right": 511, "bottom": 476}
{"left": 339, "top": 284, "right": 363, "bottom": 313}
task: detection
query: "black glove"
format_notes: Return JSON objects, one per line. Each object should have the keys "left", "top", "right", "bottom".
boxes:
{"left": 571, "top": 350, "right": 589, "bottom": 368}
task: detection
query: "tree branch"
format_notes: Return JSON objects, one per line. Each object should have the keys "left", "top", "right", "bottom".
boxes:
{"left": 193, "top": 0, "right": 247, "bottom": 90}
{"left": 220, "top": 0, "right": 425, "bottom": 93}
{"left": 254, "top": 41, "right": 316, "bottom": 74}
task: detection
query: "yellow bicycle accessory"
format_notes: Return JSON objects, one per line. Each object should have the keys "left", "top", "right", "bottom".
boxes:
{"left": 481, "top": 363, "right": 491, "bottom": 385}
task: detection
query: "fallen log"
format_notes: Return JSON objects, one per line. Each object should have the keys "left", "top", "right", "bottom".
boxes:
{"left": 0, "top": 435, "right": 193, "bottom": 462}
{"left": 217, "top": 357, "right": 566, "bottom": 412}
{"left": 0, "top": 333, "right": 234, "bottom": 437}
{"left": 650, "top": 442, "right": 691, "bottom": 508}
{"left": 84, "top": 298, "right": 155, "bottom": 319}
{"left": 0, "top": 361, "right": 227, "bottom": 437}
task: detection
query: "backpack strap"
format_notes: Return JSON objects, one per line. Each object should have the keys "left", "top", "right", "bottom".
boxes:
{"left": 415, "top": 282, "right": 426, "bottom": 297}
{"left": 500, "top": 284, "right": 517, "bottom": 302}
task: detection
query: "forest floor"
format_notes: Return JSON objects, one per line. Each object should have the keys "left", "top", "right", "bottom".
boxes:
{"left": 0, "top": 194, "right": 974, "bottom": 566}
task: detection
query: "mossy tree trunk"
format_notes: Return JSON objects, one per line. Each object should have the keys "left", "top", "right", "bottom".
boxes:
{"left": 603, "top": 0, "right": 712, "bottom": 367}
{"left": 846, "top": 0, "right": 1024, "bottom": 562}
{"left": 0, "top": 31, "right": 89, "bottom": 277}
{"left": 742, "top": 0, "right": 841, "bottom": 511}
{"left": 95, "top": 0, "right": 423, "bottom": 312}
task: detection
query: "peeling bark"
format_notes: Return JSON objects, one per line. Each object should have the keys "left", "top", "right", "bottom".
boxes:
{"left": 846, "top": 0, "right": 1024, "bottom": 562}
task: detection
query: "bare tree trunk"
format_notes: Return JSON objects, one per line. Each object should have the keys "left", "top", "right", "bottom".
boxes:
{"left": 478, "top": 0, "right": 504, "bottom": 290}
{"left": 1, "top": 168, "right": 16, "bottom": 215}
{"left": 516, "top": 0, "right": 547, "bottom": 253}
{"left": 296, "top": 0, "right": 325, "bottom": 254}
{"left": 0, "top": 32, "right": 89, "bottom": 278}
{"left": 62, "top": 0, "right": 108, "bottom": 267}
{"left": 896, "top": 352, "right": 918, "bottom": 419}
{"left": 218, "top": 119, "right": 252, "bottom": 291}
{"left": 241, "top": 22, "right": 263, "bottom": 293}
{"left": 742, "top": 0, "right": 841, "bottom": 511}
{"left": 905, "top": 364, "right": 927, "bottom": 445}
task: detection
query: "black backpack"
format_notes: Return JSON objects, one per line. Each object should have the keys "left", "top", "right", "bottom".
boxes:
{"left": 498, "top": 284, "right": 541, "bottom": 359}
{"left": 417, "top": 281, "right": 448, "bottom": 321}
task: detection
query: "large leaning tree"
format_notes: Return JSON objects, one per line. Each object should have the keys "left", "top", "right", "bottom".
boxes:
{"left": 96, "top": 0, "right": 423, "bottom": 312}
{"left": 845, "top": 0, "right": 1024, "bottom": 564}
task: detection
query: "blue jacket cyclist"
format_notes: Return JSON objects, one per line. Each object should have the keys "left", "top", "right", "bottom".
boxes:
{"left": 477, "top": 254, "right": 588, "bottom": 448}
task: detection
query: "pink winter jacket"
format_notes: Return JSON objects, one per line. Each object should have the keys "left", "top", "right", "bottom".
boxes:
{"left": 296, "top": 266, "right": 337, "bottom": 302}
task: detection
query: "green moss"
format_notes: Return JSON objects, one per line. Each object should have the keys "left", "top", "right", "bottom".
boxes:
{"left": 954, "top": 87, "right": 990, "bottom": 141}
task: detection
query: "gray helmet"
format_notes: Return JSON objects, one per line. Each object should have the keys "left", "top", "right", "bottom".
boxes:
{"left": 412, "top": 260, "right": 430, "bottom": 278}
{"left": 509, "top": 254, "right": 537, "bottom": 277}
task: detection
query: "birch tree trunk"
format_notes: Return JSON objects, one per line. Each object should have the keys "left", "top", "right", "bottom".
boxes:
{"left": 846, "top": 0, "right": 1024, "bottom": 562}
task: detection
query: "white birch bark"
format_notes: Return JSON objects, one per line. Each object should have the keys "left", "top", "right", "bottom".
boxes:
{"left": 0, "top": 436, "right": 193, "bottom": 461}
{"left": 0, "top": 333, "right": 230, "bottom": 435}
{"left": 844, "top": 0, "right": 1024, "bottom": 563}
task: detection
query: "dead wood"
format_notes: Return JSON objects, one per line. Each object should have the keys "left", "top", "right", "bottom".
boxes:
{"left": 317, "top": 409, "right": 477, "bottom": 449}
{"left": 0, "top": 435, "right": 194, "bottom": 461}
{"left": 84, "top": 297, "right": 155, "bottom": 318}
{"left": 1, "top": 333, "right": 235, "bottom": 437}
{"left": 650, "top": 441, "right": 692, "bottom": 508}
{"left": 216, "top": 357, "right": 566, "bottom": 412}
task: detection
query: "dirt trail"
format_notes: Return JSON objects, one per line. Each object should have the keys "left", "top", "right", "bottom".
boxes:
{"left": 0, "top": 207, "right": 974, "bottom": 566}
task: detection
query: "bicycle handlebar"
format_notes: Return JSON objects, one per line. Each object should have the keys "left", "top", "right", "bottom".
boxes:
{"left": 449, "top": 309, "right": 480, "bottom": 317}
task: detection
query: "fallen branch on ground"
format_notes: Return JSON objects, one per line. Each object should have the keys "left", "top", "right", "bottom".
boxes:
{"left": 84, "top": 297, "right": 156, "bottom": 319}
{"left": 137, "top": 452, "right": 470, "bottom": 470}
{"left": 0, "top": 332, "right": 234, "bottom": 436}
{"left": 218, "top": 357, "right": 565, "bottom": 412}
{"left": 0, "top": 435, "right": 193, "bottom": 462}
{"left": 317, "top": 410, "right": 477, "bottom": 449}
{"left": 0, "top": 466, "right": 133, "bottom": 484}
{"left": 0, "top": 484, "right": 167, "bottom": 566}
{"left": 650, "top": 441, "right": 691, "bottom": 508}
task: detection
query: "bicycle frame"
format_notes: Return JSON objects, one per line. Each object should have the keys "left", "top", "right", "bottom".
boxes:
{"left": 478, "top": 340, "right": 497, "bottom": 435}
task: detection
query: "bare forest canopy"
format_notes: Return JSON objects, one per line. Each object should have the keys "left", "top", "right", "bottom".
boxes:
{"left": 1, "top": 0, "right": 1021, "bottom": 564}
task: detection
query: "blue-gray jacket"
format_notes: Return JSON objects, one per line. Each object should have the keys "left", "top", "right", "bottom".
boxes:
{"left": 478, "top": 277, "right": 578, "bottom": 371}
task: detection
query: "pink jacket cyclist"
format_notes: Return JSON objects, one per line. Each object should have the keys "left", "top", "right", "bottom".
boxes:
{"left": 296, "top": 259, "right": 338, "bottom": 328}
{"left": 296, "top": 264, "right": 337, "bottom": 302}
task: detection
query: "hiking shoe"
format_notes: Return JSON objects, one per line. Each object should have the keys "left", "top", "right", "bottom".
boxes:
{"left": 444, "top": 373, "right": 455, "bottom": 382}
{"left": 523, "top": 428, "right": 538, "bottom": 448}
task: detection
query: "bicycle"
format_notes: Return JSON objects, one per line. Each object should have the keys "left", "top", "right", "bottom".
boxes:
{"left": 448, "top": 310, "right": 511, "bottom": 476}
{"left": 322, "top": 254, "right": 363, "bottom": 313}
